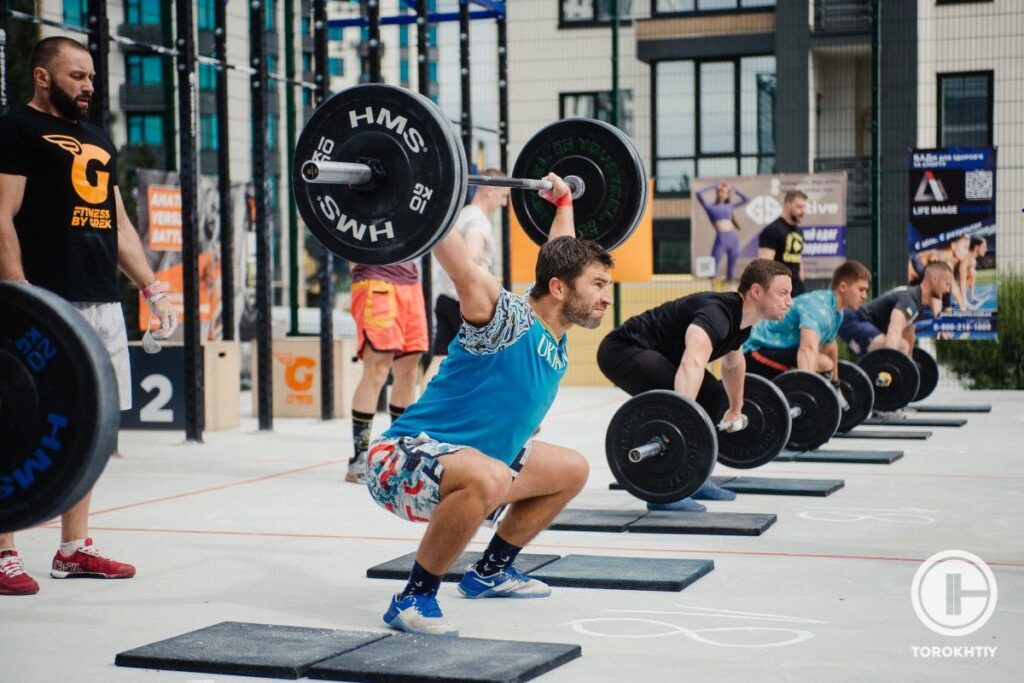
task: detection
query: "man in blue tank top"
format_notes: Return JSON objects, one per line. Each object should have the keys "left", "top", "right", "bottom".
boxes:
{"left": 367, "top": 174, "right": 614, "bottom": 637}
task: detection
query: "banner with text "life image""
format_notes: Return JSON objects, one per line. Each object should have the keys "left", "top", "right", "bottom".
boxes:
{"left": 690, "top": 172, "right": 848, "bottom": 281}
{"left": 908, "top": 147, "right": 997, "bottom": 340}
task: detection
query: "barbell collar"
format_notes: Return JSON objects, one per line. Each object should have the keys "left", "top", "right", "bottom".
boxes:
{"left": 628, "top": 436, "right": 668, "bottom": 464}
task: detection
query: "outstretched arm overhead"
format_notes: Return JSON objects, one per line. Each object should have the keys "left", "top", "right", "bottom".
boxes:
{"left": 433, "top": 173, "right": 573, "bottom": 326}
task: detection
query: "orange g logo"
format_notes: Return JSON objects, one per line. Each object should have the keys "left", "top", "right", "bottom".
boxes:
{"left": 284, "top": 356, "right": 316, "bottom": 392}
{"left": 42, "top": 134, "right": 111, "bottom": 205}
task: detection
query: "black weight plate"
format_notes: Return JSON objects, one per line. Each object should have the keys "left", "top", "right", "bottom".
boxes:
{"left": 836, "top": 360, "right": 874, "bottom": 433}
{"left": 717, "top": 375, "right": 792, "bottom": 469}
{"left": 293, "top": 84, "right": 466, "bottom": 265}
{"left": 773, "top": 371, "right": 841, "bottom": 452}
{"left": 912, "top": 346, "right": 939, "bottom": 402}
{"left": 0, "top": 283, "right": 119, "bottom": 533}
{"left": 859, "top": 348, "right": 920, "bottom": 412}
{"left": 511, "top": 118, "right": 647, "bottom": 250}
{"left": 605, "top": 390, "right": 716, "bottom": 504}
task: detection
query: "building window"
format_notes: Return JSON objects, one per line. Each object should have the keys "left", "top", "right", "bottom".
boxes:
{"left": 302, "top": 53, "right": 313, "bottom": 73}
{"left": 938, "top": 72, "right": 992, "bottom": 147}
{"left": 127, "top": 114, "right": 164, "bottom": 146}
{"left": 329, "top": 25, "right": 344, "bottom": 41}
{"left": 560, "top": 90, "right": 634, "bottom": 137}
{"left": 653, "top": 218, "right": 691, "bottom": 274}
{"left": 560, "top": 0, "right": 634, "bottom": 27}
{"left": 200, "top": 114, "right": 218, "bottom": 151}
{"left": 264, "top": 0, "right": 277, "bottom": 31}
{"left": 125, "top": 54, "right": 163, "bottom": 85}
{"left": 654, "top": 0, "right": 774, "bottom": 14}
{"left": 200, "top": 64, "right": 219, "bottom": 91}
{"left": 329, "top": 57, "right": 344, "bottom": 77}
{"left": 654, "top": 55, "right": 776, "bottom": 195}
{"left": 267, "top": 113, "right": 279, "bottom": 151}
{"left": 63, "top": 0, "right": 88, "bottom": 28}
{"left": 267, "top": 54, "right": 278, "bottom": 92}
{"left": 197, "top": 0, "right": 216, "bottom": 31}
{"left": 301, "top": 16, "right": 310, "bottom": 36}
{"left": 125, "top": 0, "right": 162, "bottom": 25}
{"left": 268, "top": 174, "right": 279, "bottom": 210}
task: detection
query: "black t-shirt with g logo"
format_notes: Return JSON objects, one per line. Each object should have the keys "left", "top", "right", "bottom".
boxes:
{"left": 758, "top": 217, "right": 804, "bottom": 295}
{"left": 0, "top": 105, "right": 119, "bottom": 302}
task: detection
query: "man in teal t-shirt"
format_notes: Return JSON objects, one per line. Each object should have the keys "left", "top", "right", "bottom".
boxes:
{"left": 366, "top": 174, "right": 615, "bottom": 638}
{"left": 744, "top": 261, "right": 871, "bottom": 382}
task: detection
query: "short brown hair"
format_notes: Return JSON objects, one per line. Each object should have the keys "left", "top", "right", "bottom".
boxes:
{"left": 783, "top": 190, "right": 808, "bottom": 204}
{"left": 924, "top": 261, "right": 953, "bottom": 278}
{"left": 30, "top": 37, "right": 89, "bottom": 74}
{"left": 738, "top": 258, "right": 791, "bottom": 295}
{"left": 531, "top": 237, "right": 613, "bottom": 297}
{"left": 830, "top": 260, "right": 871, "bottom": 289}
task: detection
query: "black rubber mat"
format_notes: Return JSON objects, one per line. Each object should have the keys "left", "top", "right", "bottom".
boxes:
{"left": 366, "top": 551, "right": 560, "bottom": 582}
{"left": 114, "top": 622, "right": 387, "bottom": 679}
{"left": 547, "top": 508, "right": 647, "bottom": 532}
{"left": 309, "top": 632, "right": 581, "bottom": 682}
{"left": 526, "top": 554, "right": 714, "bottom": 591}
{"left": 626, "top": 510, "right": 777, "bottom": 536}
{"left": 862, "top": 416, "right": 967, "bottom": 427}
{"left": 833, "top": 429, "right": 931, "bottom": 440}
{"left": 719, "top": 476, "right": 845, "bottom": 496}
{"left": 908, "top": 403, "right": 991, "bottom": 413}
{"left": 774, "top": 449, "right": 903, "bottom": 463}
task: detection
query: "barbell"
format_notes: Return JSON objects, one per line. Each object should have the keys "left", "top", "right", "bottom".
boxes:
{"left": 0, "top": 283, "right": 119, "bottom": 533}
{"left": 292, "top": 84, "right": 649, "bottom": 265}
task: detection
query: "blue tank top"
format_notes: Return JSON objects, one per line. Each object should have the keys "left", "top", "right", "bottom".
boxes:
{"left": 384, "top": 288, "right": 568, "bottom": 465}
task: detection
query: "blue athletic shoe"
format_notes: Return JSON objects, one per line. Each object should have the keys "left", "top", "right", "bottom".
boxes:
{"left": 457, "top": 566, "right": 551, "bottom": 599}
{"left": 692, "top": 480, "right": 737, "bottom": 501}
{"left": 646, "top": 497, "right": 706, "bottom": 512}
{"left": 382, "top": 593, "right": 458, "bottom": 636}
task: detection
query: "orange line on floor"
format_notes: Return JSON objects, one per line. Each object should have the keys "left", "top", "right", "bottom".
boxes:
{"left": 87, "top": 459, "right": 347, "bottom": 517}
{"left": 78, "top": 525, "right": 1024, "bottom": 568}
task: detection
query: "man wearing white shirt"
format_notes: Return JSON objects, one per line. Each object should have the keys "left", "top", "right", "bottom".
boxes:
{"left": 422, "top": 168, "right": 508, "bottom": 386}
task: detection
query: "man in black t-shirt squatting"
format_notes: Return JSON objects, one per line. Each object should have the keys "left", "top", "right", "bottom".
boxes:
{"left": 0, "top": 38, "right": 177, "bottom": 596}
{"left": 758, "top": 190, "right": 807, "bottom": 296}
{"left": 597, "top": 259, "right": 794, "bottom": 512}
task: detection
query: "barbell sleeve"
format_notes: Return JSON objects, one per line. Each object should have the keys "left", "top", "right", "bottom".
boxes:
{"left": 628, "top": 437, "right": 668, "bottom": 464}
{"left": 300, "top": 160, "right": 584, "bottom": 199}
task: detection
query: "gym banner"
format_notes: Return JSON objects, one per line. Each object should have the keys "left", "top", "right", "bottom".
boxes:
{"left": 135, "top": 170, "right": 254, "bottom": 341}
{"left": 690, "top": 172, "right": 848, "bottom": 281}
{"left": 908, "top": 147, "right": 997, "bottom": 340}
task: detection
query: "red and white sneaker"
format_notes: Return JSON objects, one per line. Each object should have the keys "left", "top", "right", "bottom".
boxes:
{"left": 50, "top": 538, "right": 136, "bottom": 579}
{"left": 1, "top": 549, "right": 40, "bottom": 595}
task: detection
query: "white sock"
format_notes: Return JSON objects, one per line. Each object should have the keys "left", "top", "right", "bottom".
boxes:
{"left": 60, "top": 539, "right": 87, "bottom": 556}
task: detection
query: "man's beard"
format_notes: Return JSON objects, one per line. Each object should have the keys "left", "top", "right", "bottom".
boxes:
{"left": 562, "top": 289, "right": 601, "bottom": 330}
{"left": 49, "top": 77, "right": 88, "bottom": 121}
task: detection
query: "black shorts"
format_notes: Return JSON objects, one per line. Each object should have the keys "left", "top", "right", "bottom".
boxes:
{"left": 431, "top": 294, "right": 462, "bottom": 356}
{"left": 597, "top": 333, "right": 729, "bottom": 422}
{"left": 744, "top": 347, "right": 798, "bottom": 380}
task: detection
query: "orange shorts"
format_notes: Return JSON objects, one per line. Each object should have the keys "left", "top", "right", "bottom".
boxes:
{"left": 350, "top": 279, "right": 428, "bottom": 358}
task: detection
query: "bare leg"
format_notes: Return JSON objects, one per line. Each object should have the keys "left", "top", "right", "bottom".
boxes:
{"left": 495, "top": 441, "right": 589, "bottom": 547}
{"left": 61, "top": 490, "right": 91, "bottom": 542}
{"left": 414, "top": 450, "right": 512, "bottom": 575}
{"left": 352, "top": 348, "right": 395, "bottom": 415}
{"left": 389, "top": 352, "right": 422, "bottom": 409}
{"left": 421, "top": 355, "right": 444, "bottom": 389}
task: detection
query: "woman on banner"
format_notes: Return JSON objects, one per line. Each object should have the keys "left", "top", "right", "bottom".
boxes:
{"left": 694, "top": 181, "right": 749, "bottom": 280}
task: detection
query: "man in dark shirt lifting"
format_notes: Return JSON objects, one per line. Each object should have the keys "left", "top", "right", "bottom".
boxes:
{"left": 597, "top": 259, "right": 794, "bottom": 511}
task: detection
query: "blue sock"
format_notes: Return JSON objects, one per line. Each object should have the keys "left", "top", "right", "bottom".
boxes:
{"left": 474, "top": 533, "right": 521, "bottom": 577}
{"left": 401, "top": 561, "right": 441, "bottom": 598}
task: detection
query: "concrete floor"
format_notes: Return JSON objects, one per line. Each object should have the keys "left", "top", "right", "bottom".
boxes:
{"left": 2, "top": 387, "right": 1021, "bottom": 682}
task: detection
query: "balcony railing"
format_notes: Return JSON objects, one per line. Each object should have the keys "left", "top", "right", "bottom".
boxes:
{"left": 814, "top": 0, "right": 871, "bottom": 34}
{"left": 119, "top": 83, "right": 168, "bottom": 111}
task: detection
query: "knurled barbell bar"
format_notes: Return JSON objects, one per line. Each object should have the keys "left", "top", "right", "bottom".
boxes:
{"left": 292, "top": 83, "right": 649, "bottom": 266}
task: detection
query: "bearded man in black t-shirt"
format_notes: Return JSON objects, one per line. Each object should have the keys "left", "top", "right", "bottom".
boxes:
{"left": 598, "top": 259, "right": 793, "bottom": 511}
{"left": 0, "top": 37, "right": 177, "bottom": 595}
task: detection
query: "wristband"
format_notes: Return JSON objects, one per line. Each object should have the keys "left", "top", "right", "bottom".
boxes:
{"left": 142, "top": 280, "right": 170, "bottom": 302}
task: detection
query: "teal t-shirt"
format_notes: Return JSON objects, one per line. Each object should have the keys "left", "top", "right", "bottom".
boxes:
{"left": 744, "top": 288, "right": 841, "bottom": 352}
{"left": 384, "top": 288, "right": 568, "bottom": 465}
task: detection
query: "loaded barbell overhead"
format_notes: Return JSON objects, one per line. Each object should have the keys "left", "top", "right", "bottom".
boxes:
{"left": 292, "top": 83, "right": 648, "bottom": 265}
